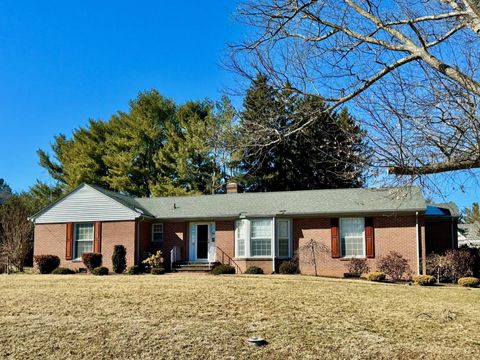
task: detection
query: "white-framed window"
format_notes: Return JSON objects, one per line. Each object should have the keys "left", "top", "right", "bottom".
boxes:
{"left": 74, "top": 223, "right": 94, "bottom": 259}
{"left": 250, "top": 219, "right": 272, "bottom": 256}
{"left": 340, "top": 218, "right": 365, "bottom": 258}
{"left": 235, "top": 219, "right": 247, "bottom": 257}
{"left": 277, "top": 219, "right": 291, "bottom": 258}
{"left": 235, "top": 218, "right": 292, "bottom": 258}
{"left": 152, "top": 223, "right": 164, "bottom": 243}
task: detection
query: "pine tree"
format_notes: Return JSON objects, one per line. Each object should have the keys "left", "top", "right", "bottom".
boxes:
{"left": 237, "top": 74, "right": 367, "bottom": 191}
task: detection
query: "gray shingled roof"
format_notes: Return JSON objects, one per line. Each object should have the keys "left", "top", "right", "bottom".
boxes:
{"left": 458, "top": 222, "right": 480, "bottom": 241}
{"left": 0, "top": 191, "right": 11, "bottom": 205}
{"left": 129, "top": 187, "right": 426, "bottom": 220}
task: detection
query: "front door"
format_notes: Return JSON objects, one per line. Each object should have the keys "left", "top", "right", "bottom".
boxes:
{"left": 196, "top": 224, "right": 209, "bottom": 260}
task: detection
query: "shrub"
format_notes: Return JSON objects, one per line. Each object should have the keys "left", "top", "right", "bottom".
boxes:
{"left": 81, "top": 253, "right": 103, "bottom": 272}
{"left": 128, "top": 265, "right": 143, "bottom": 275}
{"left": 346, "top": 258, "right": 370, "bottom": 276}
{"left": 245, "top": 266, "right": 264, "bottom": 274}
{"left": 142, "top": 251, "right": 164, "bottom": 270}
{"left": 377, "top": 251, "right": 411, "bottom": 281}
{"left": 211, "top": 264, "right": 236, "bottom": 275}
{"left": 366, "top": 272, "right": 386, "bottom": 282}
{"left": 34, "top": 255, "right": 60, "bottom": 274}
{"left": 91, "top": 266, "right": 109, "bottom": 276}
{"left": 52, "top": 267, "right": 75, "bottom": 275}
{"left": 112, "top": 245, "right": 127, "bottom": 274}
{"left": 413, "top": 275, "right": 436, "bottom": 286}
{"left": 151, "top": 267, "right": 165, "bottom": 275}
{"left": 458, "top": 277, "right": 480, "bottom": 288}
{"left": 279, "top": 261, "right": 298, "bottom": 274}
{"left": 445, "top": 249, "right": 475, "bottom": 282}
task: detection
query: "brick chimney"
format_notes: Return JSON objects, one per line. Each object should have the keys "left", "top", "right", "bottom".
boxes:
{"left": 226, "top": 182, "right": 238, "bottom": 194}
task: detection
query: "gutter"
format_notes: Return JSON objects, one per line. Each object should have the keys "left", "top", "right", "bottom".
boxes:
{"left": 416, "top": 211, "right": 420, "bottom": 275}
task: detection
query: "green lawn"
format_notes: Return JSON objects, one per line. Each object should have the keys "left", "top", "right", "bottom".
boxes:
{"left": 0, "top": 274, "right": 479, "bottom": 359}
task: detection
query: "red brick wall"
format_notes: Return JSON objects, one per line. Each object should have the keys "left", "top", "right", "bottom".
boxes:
{"left": 137, "top": 220, "right": 188, "bottom": 269}
{"left": 34, "top": 221, "right": 136, "bottom": 271}
{"left": 295, "top": 215, "right": 420, "bottom": 277}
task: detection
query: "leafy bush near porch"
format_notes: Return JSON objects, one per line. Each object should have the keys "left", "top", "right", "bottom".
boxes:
{"left": 211, "top": 264, "right": 235, "bottom": 275}
{"left": 458, "top": 277, "right": 480, "bottom": 288}
{"left": 91, "top": 266, "right": 109, "bottom": 276}
{"left": 142, "top": 251, "right": 164, "bottom": 270}
{"left": 82, "top": 253, "right": 102, "bottom": 272}
{"left": 377, "top": 251, "right": 411, "bottom": 281}
{"left": 34, "top": 255, "right": 60, "bottom": 274}
{"left": 413, "top": 275, "right": 436, "bottom": 286}
{"left": 128, "top": 265, "right": 143, "bottom": 275}
{"left": 52, "top": 267, "right": 75, "bottom": 275}
{"left": 151, "top": 267, "right": 165, "bottom": 275}
{"left": 366, "top": 272, "right": 386, "bottom": 282}
{"left": 112, "top": 245, "right": 127, "bottom": 274}
{"left": 245, "top": 266, "right": 264, "bottom": 274}
{"left": 279, "top": 261, "right": 298, "bottom": 274}
{"left": 346, "top": 258, "right": 369, "bottom": 276}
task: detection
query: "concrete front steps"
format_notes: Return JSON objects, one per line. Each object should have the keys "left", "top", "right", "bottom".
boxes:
{"left": 172, "top": 261, "right": 219, "bottom": 273}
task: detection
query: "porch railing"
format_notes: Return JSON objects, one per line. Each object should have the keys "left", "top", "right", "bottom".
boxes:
{"left": 216, "top": 246, "right": 242, "bottom": 274}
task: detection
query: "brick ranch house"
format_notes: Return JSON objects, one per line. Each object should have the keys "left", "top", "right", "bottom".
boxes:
{"left": 30, "top": 183, "right": 458, "bottom": 276}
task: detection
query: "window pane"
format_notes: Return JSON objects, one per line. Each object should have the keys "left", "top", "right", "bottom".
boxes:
{"left": 278, "top": 237, "right": 289, "bottom": 257}
{"left": 74, "top": 223, "right": 94, "bottom": 258}
{"left": 237, "top": 238, "right": 245, "bottom": 257}
{"left": 75, "top": 240, "right": 93, "bottom": 256}
{"left": 340, "top": 218, "right": 365, "bottom": 257}
{"left": 251, "top": 238, "right": 271, "bottom": 256}
{"left": 152, "top": 223, "right": 163, "bottom": 242}
{"left": 278, "top": 220, "right": 289, "bottom": 238}
{"left": 251, "top": 219, "right": 271, "bottom": 238}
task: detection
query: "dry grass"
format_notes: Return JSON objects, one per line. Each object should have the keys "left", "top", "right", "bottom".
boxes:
{"left": 0, "top": 274, "right": 479, "bottom": 360}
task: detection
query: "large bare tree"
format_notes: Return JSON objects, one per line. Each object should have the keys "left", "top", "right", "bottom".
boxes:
{"left": 231, "top": 0, "right": 480, "bottom": 185}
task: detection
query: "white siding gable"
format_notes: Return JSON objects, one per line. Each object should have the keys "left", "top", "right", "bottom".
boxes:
{"left": 34, "top": 184, "right": 140, "bottom": 224}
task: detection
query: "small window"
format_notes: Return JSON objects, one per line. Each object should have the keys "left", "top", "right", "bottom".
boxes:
{"left": 152, "top": 223, "right": 164, "bottom": 243}
{"left": 277, "top": 219, "right": 291, "bottom": 258}
{"left": 74, "top": 223, "right": 94, "bottom": 259}
{"left": 340, "top": 218, "right": 365, "bottom": 258}
{"left": 235, "top": 220, "right": 246, "bottom": 257}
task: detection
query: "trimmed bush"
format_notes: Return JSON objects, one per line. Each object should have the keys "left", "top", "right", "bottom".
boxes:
{"left": 112, "top": 245, "right": 127, "bottom": 274}
{"left": 34, "top": 255, "right": 60, "bottom": 274}
{"left": 245, "top": 266, "right": 264, "bottom": 274}
{"left": 212, "top": 264, "right": 236, "bottom": 275}
{"left": 366, "top": 272, "right": 386, "bottom": 282}
{"left": 413, "top": 275, "right": 436, "bottom": 286}
{"left": 82, "top": 253, "right": 103, "bottom": 272}
{"left": 458, "top": 277, "right": 480, "bottom": 288}
{"left": 279, "top": 261, "right": 298, "bottom": 274}
{"left": 151, "top": 267, "right": 165, "bottom": 275}
{"left": 128, "top": 265, "right": 143, "bottom": 275}
{"left": 52, "top": 267, "right": 75, "bottom": 275}
{"left": 377, "top": 251, "right": 411, "bottom": 281}
{"left": 91, "top": 266, "right": 109, "bottom": 276}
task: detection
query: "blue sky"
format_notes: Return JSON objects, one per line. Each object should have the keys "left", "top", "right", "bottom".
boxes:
{"left": 0, "top": 1, "right": 478, "bottom": 209}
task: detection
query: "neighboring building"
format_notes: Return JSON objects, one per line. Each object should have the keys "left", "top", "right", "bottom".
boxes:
{"left": 458, "top": 222, "right": 480, "bottom": 248}
{"left": 30, "top": 183, "right": 458, "bottom": 276}
{"left": 425, "top": 202, "right": 460, "bottom": 254}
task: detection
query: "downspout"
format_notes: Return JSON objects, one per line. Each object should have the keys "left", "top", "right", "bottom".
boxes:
{"left": 451, "top": 217, "right": 455, "bottom": 249}
{"left": 416, "top": 211, "right": 420, "bottom": 275}
{"left": 136, "top": 217, "right": 143, "bottom": 266}
{"left": 272, "top": 216, "right": 276, "bottom": 274}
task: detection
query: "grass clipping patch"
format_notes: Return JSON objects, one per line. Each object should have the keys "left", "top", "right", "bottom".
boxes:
{"left": 0, "top": 274, "right": 479, "bottom": 359}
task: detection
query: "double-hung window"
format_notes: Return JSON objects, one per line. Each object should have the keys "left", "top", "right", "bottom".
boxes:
{"left": 74, "top": 223, "right": 94, "bottom": 259}
{"left": 250, "top": 219, "right": 272, "bottom": 257}
{"left": 152, "top": 223, "right": 164, "bottom": 243}
{"left": 340, "top": 218, "right": 365, "bottom": 258}
{"left": 277, "top": 219, "right": 291, "bottom": 258}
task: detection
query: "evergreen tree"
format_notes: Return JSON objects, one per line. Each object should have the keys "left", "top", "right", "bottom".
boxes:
{"left": 0, "top": 179, "right": 12, "bottom": 194}
{"left": 237, "top": 74, "right": 367, "bottom": 191}
{"left": 464, "top": 203, "right": 480, "bottom": 224}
